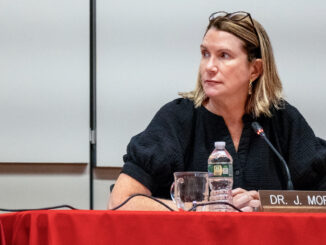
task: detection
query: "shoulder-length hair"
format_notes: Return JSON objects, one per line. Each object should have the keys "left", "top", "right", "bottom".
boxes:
{"left": 179, "top": 13, "right": 283, "bottom": 118}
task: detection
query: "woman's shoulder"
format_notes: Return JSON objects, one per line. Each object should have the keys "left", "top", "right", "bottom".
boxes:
{"left": 160, "top": 97, "right": 195, "bottom": 111}
{"left": 156, "top": 98, "right": 196, "bottom": 120}
{"left": 266, "top": 100, "right": 314, "bottom": 135}
{"left": 142, "top": 98, "right": 197, "bottom": 134}
{"left": 271, "top": 100, "right": 306, "bottom": 122}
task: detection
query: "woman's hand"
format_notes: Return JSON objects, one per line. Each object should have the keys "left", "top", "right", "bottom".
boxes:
{"left": 232, "top": 188, "right": 261, "bottom": 212}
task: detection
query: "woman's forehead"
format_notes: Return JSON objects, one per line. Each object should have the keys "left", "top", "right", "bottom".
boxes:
{"left": 201, "top": 29, "right": 245, "bottom": 51}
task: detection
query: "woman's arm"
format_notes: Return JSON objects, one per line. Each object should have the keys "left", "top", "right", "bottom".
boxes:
{"left": 107, "top": 173, "right": 177, "bottom": 211}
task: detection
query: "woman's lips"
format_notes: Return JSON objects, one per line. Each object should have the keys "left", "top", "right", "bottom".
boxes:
{"left": 204, "top": 80, "right": 223, "bottom": 85}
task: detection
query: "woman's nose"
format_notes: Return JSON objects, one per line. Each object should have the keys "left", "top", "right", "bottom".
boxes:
{"left": 206, "top": 58, "right": 218, "bottom": 73}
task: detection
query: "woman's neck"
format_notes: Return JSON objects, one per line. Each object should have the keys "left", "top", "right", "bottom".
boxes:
{"left": 205, "top": 97, "right": 245, "bottom": 124}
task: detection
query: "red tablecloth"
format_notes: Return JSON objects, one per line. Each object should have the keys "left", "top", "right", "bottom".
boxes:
{"left": 1, "top": 210, "right": 325, "bottom": 245}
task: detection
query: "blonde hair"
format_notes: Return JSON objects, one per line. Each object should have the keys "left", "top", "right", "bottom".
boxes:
{"left": 179, "top": 13, "right": 283, "bottom": 118}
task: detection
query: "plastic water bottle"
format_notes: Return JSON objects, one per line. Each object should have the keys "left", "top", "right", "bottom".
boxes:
{"left": 207, "top": 141, "right": 233, "bottom": 211}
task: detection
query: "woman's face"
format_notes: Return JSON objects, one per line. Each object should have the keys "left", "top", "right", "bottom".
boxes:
{"left": 200, "top": 28, "right": 256, "bottom": 102}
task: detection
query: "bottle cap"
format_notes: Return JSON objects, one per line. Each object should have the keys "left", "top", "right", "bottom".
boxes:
{"left": 214, "top": 141, "right": 226, "bottom": 149}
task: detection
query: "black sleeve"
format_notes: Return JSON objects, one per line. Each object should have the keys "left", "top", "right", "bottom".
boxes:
{"left": 121, "top": 98, "right": 195, "bottom": 198}
{"left": 279, "top": 103, "right": 326, "bottom": 190}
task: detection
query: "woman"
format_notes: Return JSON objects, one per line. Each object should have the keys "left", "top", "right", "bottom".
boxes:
{"left": 108, "top": 11, "right": 326, "bottom": 211}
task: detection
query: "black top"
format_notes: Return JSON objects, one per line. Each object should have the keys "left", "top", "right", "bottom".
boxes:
{"left": 122, "top": 98, "right": 326, "bottom": 198}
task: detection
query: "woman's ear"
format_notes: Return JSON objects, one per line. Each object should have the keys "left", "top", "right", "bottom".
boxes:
{"left": 250, "top": 58, "right": 263, "bottom": 81}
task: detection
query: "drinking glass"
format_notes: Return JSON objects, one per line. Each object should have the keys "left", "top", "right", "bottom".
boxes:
{"left": 170, "top": 172, "right": 209, "bottom": 211}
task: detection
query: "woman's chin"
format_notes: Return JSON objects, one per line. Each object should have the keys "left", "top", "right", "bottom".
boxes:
{"left": 204, "top": 90, "right": 224, "bottom": 99}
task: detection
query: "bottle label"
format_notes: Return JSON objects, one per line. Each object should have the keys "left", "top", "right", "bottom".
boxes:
{"left": 208, "top": 163, "right": 233, "bottom": 177}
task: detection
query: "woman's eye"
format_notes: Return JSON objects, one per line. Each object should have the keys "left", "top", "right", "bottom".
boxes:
{"left": 201, "top": 50, "right": 209, "bottom": 58}
{"left": 221, "top": 52, "right": 230, "bottom": 59}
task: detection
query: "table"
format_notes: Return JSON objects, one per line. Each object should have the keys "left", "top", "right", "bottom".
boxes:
{"left": 1, "top": 210, "right": 326, "bottom": 245}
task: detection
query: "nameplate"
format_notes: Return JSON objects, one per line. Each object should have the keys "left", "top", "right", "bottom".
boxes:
{"left": 259, "top": 190, "right": 326, "bottom": 213}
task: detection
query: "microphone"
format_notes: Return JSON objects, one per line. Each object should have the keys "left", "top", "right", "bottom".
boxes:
{"left": 251, "top": 122, "right": 294, "bottom": 190}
